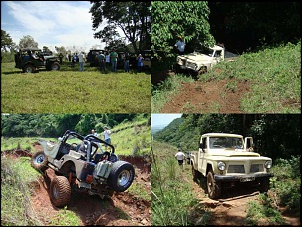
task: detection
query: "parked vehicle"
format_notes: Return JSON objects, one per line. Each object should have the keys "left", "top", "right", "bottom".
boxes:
{"left": 190, "top": 132, "right": 273, "bottom": 199}
{"left": 30, "top": 130, "right": 135, "bottom": 207}
{"left": 15, "top": 48, "right": 60, "bottom": 73}
{"left": 87, "top": 49, "right": 105, "bottom": 67}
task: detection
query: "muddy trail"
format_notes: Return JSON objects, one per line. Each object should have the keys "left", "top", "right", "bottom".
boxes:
{"left": 180, "top": 164, "right": 300, "bottom": 226}
{"left": 153, "top": 70, "right": 250, "bottom": 113}
{"left": 3, "top": 148, "right": 151, "bottom": 226}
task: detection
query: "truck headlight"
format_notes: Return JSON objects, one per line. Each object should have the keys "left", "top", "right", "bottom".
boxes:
{"left": 265, "top": 160, "right": 272, "bottom": 169}
{"left": 217, "top": 161, "right": 226, "bottom": 171}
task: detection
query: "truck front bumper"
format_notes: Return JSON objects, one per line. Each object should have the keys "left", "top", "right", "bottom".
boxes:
{"left": 214, "top": 172, "right": 274, "bottom": 182}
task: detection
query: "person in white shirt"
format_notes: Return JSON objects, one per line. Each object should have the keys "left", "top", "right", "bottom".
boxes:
{"left": 175, "top": 36, "right": 186, "bottom": 55}
{"left": 78, "top": 52, "right": 86, "bottom": 72}
{"left": 103, "top": 126, "right": 111, "bottom": 149}
{"left": 175, "top": 148, "right": 186, "bottom": 167}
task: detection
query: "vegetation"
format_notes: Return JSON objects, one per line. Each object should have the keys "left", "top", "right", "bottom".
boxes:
{"left": 1, "top": 62, "right": 151, "bottom": 113}
{"left": 152, "top": 41, "right": 301, "bottom": 113}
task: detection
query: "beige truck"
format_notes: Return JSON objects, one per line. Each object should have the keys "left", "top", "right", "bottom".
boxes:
{"left": 190, "top": 133, "right": 274, "bottom": 199}
{"left": 175, "top": 45, "right": 238, "bottom": 76}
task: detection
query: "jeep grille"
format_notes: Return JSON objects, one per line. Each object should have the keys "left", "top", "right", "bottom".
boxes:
{"left": 186, "top": 61, "right": 197, "bottom": 70}
{"left": 227, "top": 165, "right": 245, "bottom": 173}
{"left": 250, "top": 164, "right": 264, "bottom": 173}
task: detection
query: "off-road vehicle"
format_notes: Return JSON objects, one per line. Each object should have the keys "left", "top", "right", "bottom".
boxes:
{"left": 15, "top": 48, "right": 60, "bottom": 73}
{"left": 190, "top": 133, "right": 273, "bottom": 199}
{"left": 174, "top": 45, "right": 238, "bottom": 76}
{"left": 30, "top": 130, "right": 135, "bottom": 207}
{"left": 87, "top": 49, "right": 105, "bottom": 67}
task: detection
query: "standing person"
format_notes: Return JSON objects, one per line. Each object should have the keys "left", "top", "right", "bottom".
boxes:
{"left": 103, "top": 126, "right": 111, "bottom": 150}
{"left": 78, "top": 52, "right": 86, "bottom": 72}
{"left": 175, "top": 148, "right": 186, "bottom": 168}
{"left": 137, "top": 54, "right": 144, "bottom": 73}
{"left": 105, "top": 51, "right": 111, "bottom": 68}
{"left": 71, "top": 53, "right": 77, "bottom": 68}
{"left": 65, "top": 53, "right": 69, "bottom": 62}
{"left": 99, "top": 51, "right": 106, "bottom": 73}
{"left": 175, "top": 36, "right": 186, "bottom": 55}
{"left": 110, "top": 50, "right": 118, "bottom": 72}
{"left": 124, "top": 52, "right": 130, "bottom": 72}
{"left": 58, "top": 53, "right": 63, "bottom": 64}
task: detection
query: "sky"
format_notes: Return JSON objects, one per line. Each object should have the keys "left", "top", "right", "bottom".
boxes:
{"left": 1, "top": 1, "right": 122, "bottom": 53}
{"left": 151, "top": 114, "right": 182, "bottom": 128}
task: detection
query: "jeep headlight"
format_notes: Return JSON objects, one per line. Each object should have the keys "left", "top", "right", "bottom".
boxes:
{"left": 217, "top": 161, "right": 226, "bottom": 171}
{"left": 265, "top": 160, "right": 272, "bottom": 169}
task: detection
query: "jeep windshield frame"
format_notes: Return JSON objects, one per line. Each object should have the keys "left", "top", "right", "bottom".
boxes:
{"left": 209, "top": 136, "right": 244, "bottom": 149}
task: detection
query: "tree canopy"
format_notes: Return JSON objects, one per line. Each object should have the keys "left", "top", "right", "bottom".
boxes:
{"left": 18, "top": 35, "right": 39, "bottom": 49}
{"left": 1, "top": 30, "right": 16, "bottom": 52}
{"left": 89, "top": 1, "right": 151, "bottom": 53}
{"left": 153, "top": 114, "right": 300, "bottom": 161}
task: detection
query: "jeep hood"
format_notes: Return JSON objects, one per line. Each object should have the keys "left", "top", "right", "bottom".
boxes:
{"left": 209, "top": 150, "right": 260, "bottom": 157}
{"left": 44, "top": 56, "right": 56, "bottom": 60}
{"left": 179, "top": 53, "right": 212, "bottom": 62}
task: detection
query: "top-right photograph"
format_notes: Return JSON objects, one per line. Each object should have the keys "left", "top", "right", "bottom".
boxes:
{"left": 151, "top": 1, "right": 301, "bottom": 114}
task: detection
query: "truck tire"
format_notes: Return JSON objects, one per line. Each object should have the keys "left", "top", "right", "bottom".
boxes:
{"left": 198, "top": 66, "right": 207, "bottom": 75}
{"left": 192, "top": 165, "right": 199, "bottom": 182}
{"left": 30, "top": 151, "right": 49, "bottom": 172}
{"left": 50, "top": 176, "right": 71, "bottom": 207}
{"left": 107, "top": 161, "right": 135, "bottom": 192}
{"left": 23, "top": 64, "right": 36, "bottom": 73}
{"left": 51, "top": 62, "right": 60, "bottom": 71}
{"left": 258, "top": 177, "right": 270, "bottom": 193}
{"left": 207, "top": 171, "right": 221, "bottom": 199}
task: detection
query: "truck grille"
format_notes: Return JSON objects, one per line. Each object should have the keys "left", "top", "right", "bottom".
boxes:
{"left": 227, "top": 165, "right": 245, "bottom": 173}
{"left": 250, "top": 164, "right": 264, "bottom": 173}
{"left": 186, "top": 62, "right": 196, "bottom": 70}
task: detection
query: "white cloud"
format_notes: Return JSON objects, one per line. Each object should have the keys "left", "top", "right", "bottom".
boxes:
{"left": 3, "top": 1, "right": 106, "bottom": 52}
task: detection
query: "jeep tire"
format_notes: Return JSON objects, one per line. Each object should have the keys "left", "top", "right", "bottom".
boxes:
{"left": 50, "top": 176, "right": 71, "bottom": 207}
{"left": 51, "top": 62, "right": 60, "bottom": 71}
{"left": 23, "top": 64, "right": 36, "bottom": 73}
{"left": 207, "top": 171, "right": 221, "bottom": 199}
{"left": 107, "top": 161, "right": 135, "bottom": 192}
{"left": 31, "top": 151, "right": 49, "bottom": 172}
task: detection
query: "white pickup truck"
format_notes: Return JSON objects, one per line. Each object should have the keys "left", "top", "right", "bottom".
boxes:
{"left": 174, "top": 45, "right": 238, "bottom": 76}
{"left": 190, "top": 133, "right": 274, "bottom": 199}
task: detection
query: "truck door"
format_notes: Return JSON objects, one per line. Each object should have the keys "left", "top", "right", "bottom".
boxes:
{"left": 198, "top": 137, "right": 207, "bottom": 174}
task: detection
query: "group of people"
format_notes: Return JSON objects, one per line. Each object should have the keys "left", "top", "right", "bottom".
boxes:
{"left": 98, "top": 51, "right": 145, "bottom": 73}
{"left": 91, "top": 127, "right": 111, "bottom": 150}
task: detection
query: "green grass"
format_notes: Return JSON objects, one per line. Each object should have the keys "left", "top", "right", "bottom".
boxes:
{"left": 152, "top": 42, "right": 301, "bottom": 113}
{"left": 1, "top": 62, "right": 151, "bottom": 113}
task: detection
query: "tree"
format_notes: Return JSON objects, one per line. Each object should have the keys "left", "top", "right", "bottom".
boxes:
{"left": 151, "top": 1, "right": 215, "bottom": 56}
{"left": 1, "top": 30, "right": 16, "bottom": 52}
{"left": 89, "top": 1, "right": 151, "bottom": 54}
{"left": 19, "top": 35, "right": 39, "bottom": 49}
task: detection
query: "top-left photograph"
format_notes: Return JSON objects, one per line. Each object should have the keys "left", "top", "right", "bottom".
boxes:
{"left": 1, "top": 1, "right": 151, "bottom": 113}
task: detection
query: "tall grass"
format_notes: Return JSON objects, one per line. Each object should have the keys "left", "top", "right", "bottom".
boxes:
{"left": 1, "top": 62, "right": 151, "bottom": 113}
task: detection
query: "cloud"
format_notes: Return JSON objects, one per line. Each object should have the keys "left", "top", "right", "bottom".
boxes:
{"left": 3, "top": 1, "right": 104, "bottom": 52}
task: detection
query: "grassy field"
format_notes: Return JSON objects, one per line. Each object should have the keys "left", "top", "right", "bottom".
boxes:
{"left": 152, "top": 42, "right": 301, "bottom": 113}
{"left": 1, "top": 61, "right": 151, "bottom": 113}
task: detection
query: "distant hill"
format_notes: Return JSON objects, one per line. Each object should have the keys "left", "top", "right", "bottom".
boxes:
{"left": 151, "top": 124, "right": 167, "bottom": 135}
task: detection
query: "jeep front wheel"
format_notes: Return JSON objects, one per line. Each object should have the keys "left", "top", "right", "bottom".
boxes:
{"left": 207, "top": 171, "right": 221, "bottom": 199}
{"left": 23, "top": 64, "right": 36, "bottom": 73}
{"left": 107, "top": 161, "right": 135, "bottom": 192}
{"left": 50, "top": 176, "right": 71, "bottom": 207}
{"left": 51, "top": 62, "right": 60, "bottom": 71}
{"left": 30, "top": 151, "right": 49, "bottom": 172}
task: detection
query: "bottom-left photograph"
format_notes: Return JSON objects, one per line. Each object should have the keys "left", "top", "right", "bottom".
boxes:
{"left": 1, "top": 113, "right": 151, "bottom": 226}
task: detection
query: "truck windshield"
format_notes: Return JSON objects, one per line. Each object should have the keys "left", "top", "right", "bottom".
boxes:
{"left": 209, "top": 137, "right": 243, "bottom": 149}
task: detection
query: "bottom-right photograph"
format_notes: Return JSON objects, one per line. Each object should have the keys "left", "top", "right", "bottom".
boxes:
{"left": 151, "top": 113, "right": 300, "bottom": 226}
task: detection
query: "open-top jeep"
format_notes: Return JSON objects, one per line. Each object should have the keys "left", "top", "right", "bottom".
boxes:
{"left": 30, "top": 130, "right": 135, "bottom": 207}
{"left": 190, "top": 133, "right": 273, "bottom": 199}
{"left": 15, "top": 48, "right": 60, "bottom": 73}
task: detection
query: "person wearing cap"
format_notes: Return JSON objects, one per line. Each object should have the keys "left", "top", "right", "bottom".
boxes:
{"left": 174, "top": 36, "right": 186, "bottom": 55}
{"left": 175, "top": 148, "right": 186, "bottom": 167}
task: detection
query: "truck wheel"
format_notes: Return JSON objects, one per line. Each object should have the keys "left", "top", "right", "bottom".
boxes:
{"left": 30, "top": 151, "right": 49, "bottom": 172}
{"left": 51, "top": 62, "right": 60, "bottom": 71}
{"left": 198, "top": 66, "right": 207, "bottom": 75}
{"left": 207, "top": 171, "right": 221, "bottom": 199}
{"left": 23, "top": 64, "right": 36, "bottom": 73}
{"left": 192, "top": 165, "right": 199, "bottom": 182}
{"left": 258, "top": 177, "right": 270, "bottom": 193}
{"left": 50, "top": 176, "right": 71, "bottom": 207}
{"left": 107, "top": 161, "right": 135, "bottom": 192}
